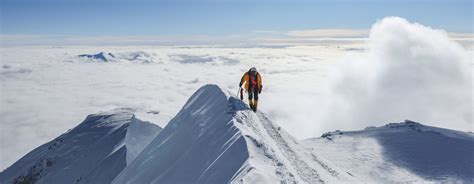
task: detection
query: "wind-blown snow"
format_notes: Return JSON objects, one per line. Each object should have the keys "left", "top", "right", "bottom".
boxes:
{"left": 0, "top": 109, "right": 161, "bottom": 184}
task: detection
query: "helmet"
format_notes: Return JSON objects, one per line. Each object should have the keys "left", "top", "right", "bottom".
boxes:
{"left": 249, "top": 67, "right": 257, "bottom": 73}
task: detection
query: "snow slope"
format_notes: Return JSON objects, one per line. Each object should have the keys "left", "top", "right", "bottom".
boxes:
{"left": 1, "top": 84, "right": 472, "bottom": 183}
{"left": 0, "top": 109, "right": 161, "bottom": 184}
{"left": 305, "top": 120, "right": 474, "bottom": 183}
{"left": 113, "top": 84, "right": 354, "bottom": 183}
{"left": 113, "top": 84, "right": 474, "bottom": 183}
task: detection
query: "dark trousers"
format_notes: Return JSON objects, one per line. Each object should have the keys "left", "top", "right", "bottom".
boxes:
{"left": 248, "top": 87, "right": 259, "bottom": 101}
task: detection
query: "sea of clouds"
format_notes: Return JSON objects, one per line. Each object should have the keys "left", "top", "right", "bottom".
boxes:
{"left": 0, "top": 17, "right": 472, "bottom": 170}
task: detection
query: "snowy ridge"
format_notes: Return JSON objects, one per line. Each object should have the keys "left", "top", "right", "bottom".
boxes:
{"left": 321, "top": 119, "right": 474, "bottom": 141}
{"left": 112, "top": 85, "right": 249, "bottom": 183}
{"left": 0, "top": 109, "right": 161, "bottom": 184}
{"left": 383, "top": 120, "right": 474, "bottom": 140}
{"left": 307, "top": 120, "right": 474, "bottom": 182}
{"left": 113, "top": 84, "right": 353, "bottom": 183}
{"left": 231, "top": 110, "right": 355, "bottom": 183}
{"left": 114, "top": 84, "right": 473, "bottom": 183}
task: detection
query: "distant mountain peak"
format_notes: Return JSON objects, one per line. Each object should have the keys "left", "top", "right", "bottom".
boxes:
{"left": 0, "top": 109, "right": 161, "bottom": 184}
{"left": 385, "top": 119, "right": 422, "bottom": 128}
{"left": 78, "top": 52, "right": 115, "bottom": 62}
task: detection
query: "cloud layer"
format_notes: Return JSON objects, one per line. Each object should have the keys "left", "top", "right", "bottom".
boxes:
{"left": 286, "top": 29, "right": 368, "bottom": 38}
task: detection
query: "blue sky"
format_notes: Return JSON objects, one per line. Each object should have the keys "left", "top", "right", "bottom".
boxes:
{"left": 1, "top": 0, "right": 472, "bottom": 36}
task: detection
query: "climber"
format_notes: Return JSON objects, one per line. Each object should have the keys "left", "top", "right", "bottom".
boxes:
{"left": 239, "top": 67, "right": 262, "bottom": 112}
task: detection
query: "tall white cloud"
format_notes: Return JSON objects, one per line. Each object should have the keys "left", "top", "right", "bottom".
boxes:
{"left": 321, "top": 17, "right": 472, "bottom": 132}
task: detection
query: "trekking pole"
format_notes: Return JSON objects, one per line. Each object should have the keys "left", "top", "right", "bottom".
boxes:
{"left": 237, "top": 87, "right": 244, "bottom": 100}
{"left": 239, "top": 88, "right": 244, "bottom": 101}
{"left": 236, "top": 87, "right": 241, "bottom": 98}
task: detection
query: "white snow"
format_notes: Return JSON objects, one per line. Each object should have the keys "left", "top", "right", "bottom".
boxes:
{"left": 2, "top": 84, "right": 473, "bottom": 183}
{"left": 0, "top": 108, "right": 161, "bottom": 184}
{"left": 305, "top": 120, "right": 474, "bottom": 183}
{"left": 125, "top": 117, "right": 161, "bottom": 165}
{"left": 112, "top": 85, "right": 249, "bottom": 183}
{"left": 113, "top": 84, "right": 473, "bottom": 183}
{"left": 113, "top": 84, "right": 351, "bottom": 183}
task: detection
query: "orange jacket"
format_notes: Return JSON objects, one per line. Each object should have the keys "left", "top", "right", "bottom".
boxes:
{"left": 240, "top": 72, "right": 262, "bottom": 93}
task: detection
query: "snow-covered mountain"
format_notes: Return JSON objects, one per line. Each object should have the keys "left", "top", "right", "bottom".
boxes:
{"left": 78, "top": 52, "right": 115, "bottom": 62}
{"left": 305, "top": 120, "right": 474, "bottom": 183}
{"left": 77, "top": 51, "right": 156, "bottom": 63}
{"left": 113, "top": 84, "right": 353, "bottom": 183}
{"left": 0, "top": 109, "right": 161, "bottom": 184}
{"left": 1, "top": 84, "right": 472, "bottom": 183}
{"left": 113, "top": 84, "right": 474, "bottom": 183}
